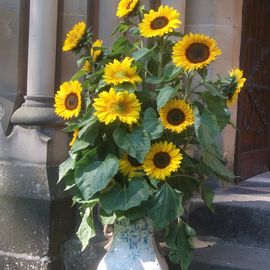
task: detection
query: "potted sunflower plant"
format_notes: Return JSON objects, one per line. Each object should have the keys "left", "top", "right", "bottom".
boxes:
{"left": 55, "top": 1, "right": 246, "bottom": 269}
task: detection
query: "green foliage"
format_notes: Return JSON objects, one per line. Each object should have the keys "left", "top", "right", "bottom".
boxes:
{"left": 148, "top": 183, "right": 183, "bottom": 230}
{"left": 77, "top": 206, "right": 96, "bottom": 251}
{"left": 113, "top": 127, "right": 150, "bottom": 163}
{"left": 157, "top": 86, "right": 177, "bottom": 110}
{"left": 142, "top": 108, "right": 164, "bottom": 140}
{"left": 202, "top": 145, "right": 234, "bottom": 182}
{"left": 58, "top": 156, "right": 76, "bottom": 182}
{"left": 100, "top": 178, "right": 150, "bottom": 213}
{"left": 165, "top": 221, "right": 195, "bottom": 270}
{"left": 194, "top": 109, "right": 220, "bottom": 148}
{"left": 75, "top": 153, "right": 119, "bottom": 200}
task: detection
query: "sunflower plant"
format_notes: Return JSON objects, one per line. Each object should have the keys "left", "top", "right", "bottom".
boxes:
{"left": 56, "top": 1, "right": 246, "bottom": 269}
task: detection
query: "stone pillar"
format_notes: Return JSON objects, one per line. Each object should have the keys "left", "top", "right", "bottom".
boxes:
{"left": 185, "top": 0, "right": 243, "bottom": 186}
{"left": 163, "top": 0, "right": 186, "bottom": 32}
{"left": 0, "top": 0, "right": 76, "bottom": 269}
{"left": 11, "top": 0, "right": 61, "bottom": 125}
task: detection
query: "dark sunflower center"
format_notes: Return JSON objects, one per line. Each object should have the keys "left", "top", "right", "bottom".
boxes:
{"left": 167, "top": 109, "right": 185, "bottom": 126}
{"left": 153, "top": 152, "right": 171, "bottom": 169}
{"left": 150, "top": 16, "right": 169, "bottom": 30}
{"left": 115, "top": 101, "right": 128, "bottom": 114}
{"left": 185, "top": 43, "right": 210, "bottom": 63}
{"left": 65, "top": 93, "right": 79, "bottom": 110}
{"left": 128, "top": 155, "right": 142, "bottom": 167}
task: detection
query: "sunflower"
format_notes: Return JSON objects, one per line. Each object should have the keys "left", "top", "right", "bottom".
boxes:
{"left": 116, "top": 0, "right": 139, "bottom": 18}
{"left": 93, "top": 88, "right": 141, "bottom": 125}
{"left": 82, "top": 60, "right": 91, "bottom": 73}
{"left": 160, "top": 99, "right": 194, "bottom": 133}
{"left": 69, "top": 130, "right": 79, "bottom": 147}
{"left": 226, "top": 68, "right": 246, "bottom": 106}
{"left": 62, "top": 22, "right": 86, "bottom": 52}
{"left": 91, "top": 39, "right": 103, "bottom": 62}
{"left": 119, "top": 153, "right": 143, "bottom": 178}
{"left": 139, "top": 5, "right": 181, "bottom": 38}
{"left": 54, "top": 81, "right": 82, "bottom": 119}
{"left": 172, "top": 33, "right": 221, "bottom": 71}
{"left": 82, "top": 40, "right": 103, "bottom": 73}
{"left": 143, "top": 141, "right": 182, "bottom": 180}
{"left": 103, "top": 57, "right": 142, "bottom": 85}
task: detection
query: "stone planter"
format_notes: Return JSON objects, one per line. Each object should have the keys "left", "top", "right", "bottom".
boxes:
{"left": 97, "top": 218, "right": 168, "bottom": 270}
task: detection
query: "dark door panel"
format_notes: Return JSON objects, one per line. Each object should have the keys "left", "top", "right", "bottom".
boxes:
{"left": 236, "top": 0, "right": 270, "bottom": 180}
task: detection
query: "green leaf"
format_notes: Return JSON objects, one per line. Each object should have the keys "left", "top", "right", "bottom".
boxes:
{"left": 157, "top": 86, "right": 177, "bottom": 110}
{"left": 58, "top": 156, "right": 76, "bottom": 182}
{"left": 75, "top": 154, "right": 119, "bottom": 200}
{"left": 63, "top": 171, "right": 75, "bottom": 191}
{"left": 132, "top": 48, "right": 152, "bottom": 61}
{"left": 111, "top": 36, "right": 134, "bottom": 56}
{"left": 78, "top": 121, "right": 99, "bottom": 146}
{"left": 113, "top": 127, "right": 150, "bottom": 163}
{"left": 170, "top": 175, "right": 199, "bottom": 205}
{"left": 71, "top": 69, "right": 86, "bottom": 81}
{"left": 100, "top": 178, "right": 150, "bottom": 213}
{"left": 142, "top": 108, "right": 164, "bottom": 140}
{"left": 162, "top": 65, "right": 183, "bottom": 82}
{"left": 202, "top": 93, "right": 230, "bottom": 130}
{"left": 77, "top": 207, "right": 96, "bottom": 251}
{"left": 148, "top": 183, "right": 183, "bottom": 230}
{"left": 194, "top": 109, "right": 220, "bottom": 148}
{"left": 202, "top": 145, "right": 234, "bottom": 181}
{"left": 145, "top": 76, "right": 162, "bottom": 85}
{"left": 201, "top": 82, "right": 224, "bottom": 98}
{"left": 165, "top": 222, "right": 194, "bottom": 270}
{"left": 112, "top": 22, "right": 130, "bottom": 35}
{"left": 117, "top": 202, "right": 149, "bottom": 221}
{"left": 71, "top": 139, "right": 90, "bottom": 153}
{"left": 99, "top": 209, "right": 116, "bottom": 225}
{"left": 201, "top": 185, "right": 215, "bottom": 212}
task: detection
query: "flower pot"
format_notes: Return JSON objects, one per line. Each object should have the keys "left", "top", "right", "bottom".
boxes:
{"left": 97, "top": 218, "right": 169, "bottom": 270}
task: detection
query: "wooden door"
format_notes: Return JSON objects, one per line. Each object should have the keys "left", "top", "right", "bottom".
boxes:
{"left": 236, "top": 0, "right": 270, "bottom": 180}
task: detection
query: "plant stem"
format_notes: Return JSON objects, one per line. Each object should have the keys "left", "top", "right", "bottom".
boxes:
{"left": 158, "top": 37, "right": 165, "bottom": 78}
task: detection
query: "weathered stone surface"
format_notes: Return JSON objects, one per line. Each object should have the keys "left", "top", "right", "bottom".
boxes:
{"left": 0, "top": 142, "right": 75, "bottom": 269}
{"left": 63, "top": 238, "right": 106, "bottom": 270}
{"left": 0, "top": 196, "right": 49, "bottom": 256}
{"left": 191, "top": 237, "right": 270, "bottom": 270}
{"left": 0, "top": 252, "right": 50, "bottom": 270}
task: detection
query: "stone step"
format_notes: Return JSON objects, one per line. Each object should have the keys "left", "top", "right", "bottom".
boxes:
{"left": 189, "top": 172, "right": 270, "bottom": 249}
{"left": 190, "top": 237, "right": 270, "bottom": 270}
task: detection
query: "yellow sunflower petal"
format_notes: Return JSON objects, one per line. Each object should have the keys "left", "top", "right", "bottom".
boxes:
{"left": 139, "top": 5, "right": 181, "bottom": 38}
{"left": 172, "top": 33, "right": 221, "bottom": 71}
{"left": 93, "top": 88, "right": 141, "bottom": 125}
{"left": 116, "top": 0, "right": 139, "bottom": 18}
{"left": 62, "top": 22, "right": 86, "bottom": 52}
{"left": 143, "top": 141, "right": 182, "bottom": 181}
{"left": 119, "top": 153, "right": 143, "bottom": 178}
{"left": 69, "top": 129, "right": 79, "bottom": 147}
{"left": 160, "top": 99, "right": 194, "bottom": 133}
{"left": 54, "top": 81, "right": 82, "bottom": 120}
{"left": 103, "top": 57, "right": 142, "bottom": 85}
{"left": 227, "top": 68, "right": 246, "bottom": 106}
